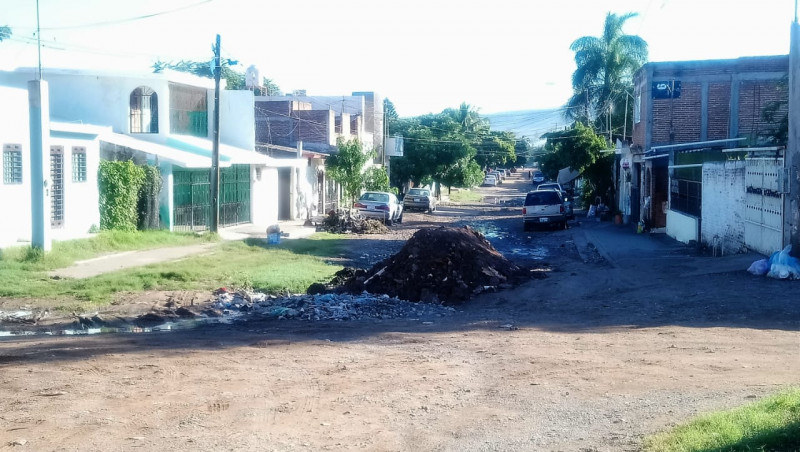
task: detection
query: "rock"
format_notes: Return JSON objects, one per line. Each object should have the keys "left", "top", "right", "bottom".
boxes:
{"left": 175, "top": 307, "right": 197, "bottom": 318}
{"left": 136, "top": 312, "right": 167, "bottom": 327}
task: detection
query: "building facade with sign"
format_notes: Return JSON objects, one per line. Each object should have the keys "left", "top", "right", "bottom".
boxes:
{"left": 628, "top": 55, "right": 788, "bottom": 252}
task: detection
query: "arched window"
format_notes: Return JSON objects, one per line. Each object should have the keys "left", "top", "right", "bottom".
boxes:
{"left": 130, "top": 86, "right": 158, "bottom": 133}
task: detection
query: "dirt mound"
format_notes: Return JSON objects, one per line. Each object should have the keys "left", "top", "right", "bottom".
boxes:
{"left": 341, "top": 226, "right": 527, "bottom": 303}
{"left": 319, "top": 210, "right": 389, "bottom": 234}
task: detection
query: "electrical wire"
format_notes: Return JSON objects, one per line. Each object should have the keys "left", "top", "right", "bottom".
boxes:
{"left": 11, "top": 0, "right": 215, "bottom": 31}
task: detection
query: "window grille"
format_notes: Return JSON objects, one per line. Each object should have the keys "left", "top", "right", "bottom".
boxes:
{"left": 3, "top": 144, "right": 22, "bottom": 184}
{"left": 130, "top": 86, "right": 159, "bottom": 133}
{"left": 50, "top": 146, "right": 65, "bottom": 228}
{"left": 72, "top": 147, "right": 87, "bottom": 182}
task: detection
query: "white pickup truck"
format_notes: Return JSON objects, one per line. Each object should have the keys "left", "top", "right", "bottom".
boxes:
{"left": 522, "top": 190, "right": 567, "bottom": 231}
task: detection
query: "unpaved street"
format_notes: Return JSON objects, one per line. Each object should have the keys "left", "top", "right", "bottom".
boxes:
{"left": 1, "top": 174, "right": 799, "bottom": 451}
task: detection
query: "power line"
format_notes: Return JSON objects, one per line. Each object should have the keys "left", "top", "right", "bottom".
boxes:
{"left": 12, "top": 0, "right": 215, "bottom": 31}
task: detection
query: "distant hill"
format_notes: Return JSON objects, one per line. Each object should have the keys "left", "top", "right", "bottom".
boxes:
{"left": 484, "top": 108, "right": 570, "bottom": 144}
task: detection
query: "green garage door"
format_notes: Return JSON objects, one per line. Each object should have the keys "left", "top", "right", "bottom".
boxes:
{"left": 173, "top": 165, "right": 251, "bottom": 231}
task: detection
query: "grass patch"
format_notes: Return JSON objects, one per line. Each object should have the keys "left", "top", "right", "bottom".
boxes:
{"left": 0, "top": 234, "right": 342, "bottom": 311}
{"left": 447, "top": 190, "right": 484, "bottom": 203}
{"left": 644, "top": 388, "right": 800, "bottom": 452}
{"left": 0, "top": 230, "right": 217, "bottom": 271}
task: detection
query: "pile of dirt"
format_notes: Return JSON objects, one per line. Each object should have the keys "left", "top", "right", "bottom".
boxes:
{"left": 318, "top": 210, "right": 389, "bottom": 234}
{"left": 337, "top": 226, "right": 528, "bottom": 303}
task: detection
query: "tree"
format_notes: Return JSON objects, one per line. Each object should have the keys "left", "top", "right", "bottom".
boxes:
{"left": 384, "top": 98, "right": 399, "bottom": 134}
{"left": 0, "top": 26, "right": 10, "bottom": 42}
{"left": 327, "top": 138, "right": 373, "bottom": 206}
{"left": 153, "top": 59, "right": 281, "bottom": 94}
{"left": 363, "top": 166, "right": 391, "bottom": 192}
{"left": 566, "top": 12, "right": 648, "bottom": 139}
{"left": 540, "top": 122, "right": 609, "bottom": 205}
{"left": 760, "top": 75, "right": 788, "bottom": 146}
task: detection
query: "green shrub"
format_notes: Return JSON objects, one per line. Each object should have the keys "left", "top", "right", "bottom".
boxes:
{"left": 98, "top": 161, "right": 146, "bottom": 231}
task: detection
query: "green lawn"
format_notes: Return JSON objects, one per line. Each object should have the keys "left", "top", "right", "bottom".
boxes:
{"left": 447, "top": 189, "right": 484, "bottom": 203}
{"left": 644, "top": 388, "right": 800, "bottom": 452}
{"left": 0, "top": 231, "right": 346, "bottom": 312}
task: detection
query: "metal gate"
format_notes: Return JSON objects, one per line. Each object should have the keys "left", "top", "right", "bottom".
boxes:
{"left": 173, "top": 165, "right": 251, "bottom": 231}
{"left": 744, "top": 158, "right": 784, "bottom": 256}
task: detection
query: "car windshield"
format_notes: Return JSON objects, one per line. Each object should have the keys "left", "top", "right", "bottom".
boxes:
{"left": 408, "top": 189, "right": 429, "bottom": 196}
{"left": 360, "top": 193, "right": 390, "bottom": 203}
{"left": 525, "top": 191, "right": 561, "bottom": 205}
{"left": 538, "top": 184, "right": 560, "bottom": 191}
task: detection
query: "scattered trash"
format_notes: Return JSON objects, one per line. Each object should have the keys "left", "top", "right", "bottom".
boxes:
{"left": 765, "top": 245, "right": 800, "bottom": 280}
{"left": 206, "top": 290, "right": 455, "bottom": 321}
{"left": 749, "top": 245, "right": 800, "bottom": 280}
{"left": 318, "top": 209, "right": 389, "bottom": 234}
{"left": 747, "top": 258, "right": 770, "bottom": 276}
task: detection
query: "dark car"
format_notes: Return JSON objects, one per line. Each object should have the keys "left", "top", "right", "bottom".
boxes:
{"left": 403, "top": 188, "right": 437, "bottom": 212}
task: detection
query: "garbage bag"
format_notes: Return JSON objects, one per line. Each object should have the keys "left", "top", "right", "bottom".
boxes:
{"left": 747, "top": 258, "right": 770, "bottom": 276}
{"left": 766, "top": 245, "right": 800, "bottom": 280}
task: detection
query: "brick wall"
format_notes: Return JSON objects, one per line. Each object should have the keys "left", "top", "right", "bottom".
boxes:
{"left": 296, "top": 110, "right": 333, "bottom": 145}
{"left": 651, "top": 82, "right": 701, "bottom": 144}
{"left": 738, "top": 80, "right": 788, "bottom": 140}
{"left": 702, "top": 160, "right": 746, "bottom": 254}
{"left": 633, "top": 55, "right": 787, "bottom": 149}
{"left": 707, "top": 82, "right": 731, "bottom": 140}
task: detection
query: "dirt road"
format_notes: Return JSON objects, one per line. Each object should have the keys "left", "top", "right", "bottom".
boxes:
{"left": 1, "top": 173, "right": 798, "bottom": 451}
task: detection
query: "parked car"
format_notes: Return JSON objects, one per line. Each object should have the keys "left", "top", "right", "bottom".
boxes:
{"left": 537, "top": 183, "right": 574, "bottom": 219}
{"left": 522, "top": 190, "right": 567, "bottom": 231}
{"left": 403, "top": 187, "right": 437, "bottom": 212}
{"left": 354, "top": 191, "right": 404, "bottom": 225}
{"left": 532, "top": 171, "right": 545, "bottom": 184}
{"left": 482, "top": 175, "right": 498, "bottom": 186}
{"left": 489, "top": 171, "right": 504, "bottom": 184}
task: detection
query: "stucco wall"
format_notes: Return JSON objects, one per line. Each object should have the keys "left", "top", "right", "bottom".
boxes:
{"left": 251, "top": 166, "right": 278, "bottom": 226}
{"left": 0, "top": 87, "right": 33, "bottom": 247}
{"left": 50, "top": 136, "right": 101, "bottom": 242}
{"left": 667, "top": 209, "right": 699, "bottom": 244}
{"left": 0, "top": 87, "right": 101, "bottom": 247}
{"left": 701, "top": 160, "right": 746, "bottom": 254}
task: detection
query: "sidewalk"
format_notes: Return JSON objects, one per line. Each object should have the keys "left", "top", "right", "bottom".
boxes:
{"left": 573, "top": 219, "right": 763, "bottom": 278}
{"left": 49, "top": 220, "right": 319, "bottom": 279}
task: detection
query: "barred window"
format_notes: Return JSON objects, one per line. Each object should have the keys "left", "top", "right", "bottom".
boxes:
{"left": 3, "top": 144, "right": 23, "bottom": 184}
{"left": 72, "top": 147, "right": 87, "bottom": 182}
{"left": 130, "top": 86, "right": 159, "bottom": 133}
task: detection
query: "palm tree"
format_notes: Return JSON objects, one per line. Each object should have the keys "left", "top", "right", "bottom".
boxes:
{"left": 566, "top": 12, "right": 648, "bottom": 139}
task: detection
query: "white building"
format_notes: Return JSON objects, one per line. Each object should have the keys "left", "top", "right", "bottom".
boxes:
{"left": 0, "top": 68, "right": 287, "bottom": 243}
{"left": 0, "top": 86, "right": 104, "bottom": 247}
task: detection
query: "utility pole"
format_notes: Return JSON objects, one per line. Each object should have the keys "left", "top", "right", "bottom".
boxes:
{"left": 210, "top": 34, "right": 221, "bottom": 233}
{"left": 623, "top": 92, "right": 629, "bottom": 143}
{"left": 787, "top": 11, "right": 800, "bottom": 256}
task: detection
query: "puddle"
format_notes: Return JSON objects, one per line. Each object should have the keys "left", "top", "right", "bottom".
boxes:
{"left": 0, "top": 317, "right": 236, "bottom": 338}
{"left": 465, "top": 223, "right": 510, "bottom": 240}
{"left": 508, "top": 246, "right": 549, "bottom": 259}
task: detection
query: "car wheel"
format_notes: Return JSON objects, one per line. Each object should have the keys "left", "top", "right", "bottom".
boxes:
{"left": 523, "top": 222, "right": 531, "bottom": 232}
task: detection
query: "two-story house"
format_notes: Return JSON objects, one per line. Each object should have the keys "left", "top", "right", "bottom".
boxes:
{"left": 253, "top": 92, "right": 384, "bottom": 221}
{"left": 626, "top": 55, "right": 788, "bottom": 254}
{"left": 0, "top": 67, "right": 286, "bottom": 246}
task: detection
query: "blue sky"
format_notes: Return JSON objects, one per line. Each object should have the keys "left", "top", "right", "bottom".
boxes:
{"left": 0, "top": 0, "right": 794, "bottom": 117}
